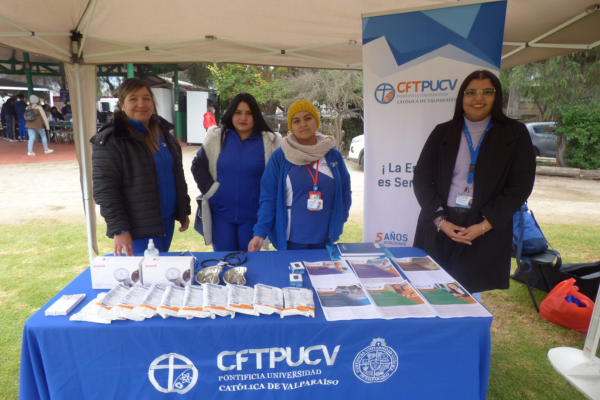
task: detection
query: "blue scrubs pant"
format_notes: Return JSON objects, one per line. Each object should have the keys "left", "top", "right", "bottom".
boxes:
{"left": 286, "top": 240, "right": 328, "bottom": 250}
{"left": 132, "top": 213, "right": 176, "bottom": 255}
{"left": 211, "top": 212, "right": 256, "bottom": 252}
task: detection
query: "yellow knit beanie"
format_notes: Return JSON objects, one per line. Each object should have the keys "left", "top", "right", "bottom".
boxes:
{"left": 287, "top": 99, "right": 321, "bottom": 132}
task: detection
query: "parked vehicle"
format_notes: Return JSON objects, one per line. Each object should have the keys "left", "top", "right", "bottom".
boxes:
{"left": 347, "top": 134, "right": 364, "bottom": 170}
{"left": 525, "top": 122, "right": 557, "bottom": 158}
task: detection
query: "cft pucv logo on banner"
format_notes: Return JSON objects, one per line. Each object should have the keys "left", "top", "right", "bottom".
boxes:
{"left": 374, "top": 79, "right": 460, "bottom": 105}
{"left": 148, "top": 339, "right": 399, "bottom": 394}
{"left": 374, "top": 83, "right": 395, "bottom": 104}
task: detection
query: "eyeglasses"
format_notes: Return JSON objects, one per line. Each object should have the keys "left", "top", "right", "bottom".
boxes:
{"left": 464, "top": 88, "right": 496, "bottom": 97}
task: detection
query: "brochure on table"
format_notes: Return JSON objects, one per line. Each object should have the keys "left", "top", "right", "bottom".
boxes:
{"left": 305, "top": 256, "right": 491, "bottom": 321}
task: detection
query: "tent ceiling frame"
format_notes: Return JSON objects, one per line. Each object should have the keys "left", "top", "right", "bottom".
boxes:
{"left": 0, "top": 14, "right": 71, "bottom": 58}
{"left": 502, "top": 4, "right": 600, "bottom": 60}
{"left": 0, "top": 4, "right": 597, "bottom": 69}
{"left": 83, "top": 35, "right": 361, "bottom": 67}
{"left": 78, "top": 0, "right": 98, "bottom": 58}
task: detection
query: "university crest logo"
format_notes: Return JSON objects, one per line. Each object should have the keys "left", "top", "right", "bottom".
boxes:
{"left": 353, "top": 338, "right": 398, "bottom": 383}
{"left": 149, "top": 353, "right": 198, "bottom": 394}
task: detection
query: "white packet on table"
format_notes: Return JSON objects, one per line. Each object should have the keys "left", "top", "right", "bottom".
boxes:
{"left": 226, "top": 284, "right": 259, "bottom": 316}
{"left": 88, "top": 284, "right": 130, "bottom": 320}
{"left": 109, "top": 284, "right": 148, "bottom": 321}
{"left": 70, "top": 293, "right": 113, "bottom": 324}
{"left": 282, "top": 287, "right": 315, "bottom": 318}
{"left": 253, "top": 284, "right": 284, "bottom": 315}
{"left": 133, "top": 285, "right": 166, "bottom": 319}
{"left": 178, "top": 285, "right": 213, "bottom": 319}
{"left": 203, "top": 283, "right": 235, "bottom": 318}
{"left": 157, "top": 286, "right": 186, "bottom": 319}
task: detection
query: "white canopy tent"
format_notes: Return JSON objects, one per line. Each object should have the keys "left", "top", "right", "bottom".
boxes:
{"left": 0, "top": 0, "right": 598, "bottom": 263}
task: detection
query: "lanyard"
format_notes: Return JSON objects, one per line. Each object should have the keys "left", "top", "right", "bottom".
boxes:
{"left": 305, "top": 161, "right": 319, "bottom": 191}
{"left": 463, "top": 120, "right": 494, "bottom": 186}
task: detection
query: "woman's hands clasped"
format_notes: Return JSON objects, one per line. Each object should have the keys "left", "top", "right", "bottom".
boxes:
{"left": 440, "top": 220, "right": 492, "bottom": 245}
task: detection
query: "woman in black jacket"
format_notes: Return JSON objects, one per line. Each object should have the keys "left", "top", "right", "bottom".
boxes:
{"left": 91, "top": 78, "right": 191, "bottom": 256}
{"left": 413, "top": 70, "right": 536, "bottom": 297}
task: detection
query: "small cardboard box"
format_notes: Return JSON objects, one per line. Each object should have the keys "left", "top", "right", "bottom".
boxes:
{"left": 91, "top": 256, "right": 144, "bottom": 289}
{"left": 290, "top": 274, "right": 303, "bottom": 287}
{"left": 142, "top": 256, "right": 194, "bottom": 287}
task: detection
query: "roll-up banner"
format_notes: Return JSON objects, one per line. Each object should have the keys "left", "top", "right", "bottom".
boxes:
{"left": 361, "top": 0, "right": 507, "bottom": 246}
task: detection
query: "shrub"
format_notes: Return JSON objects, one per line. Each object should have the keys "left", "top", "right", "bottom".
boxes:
{"left": 556, "top": 101, "right": 600, "bottom": 170}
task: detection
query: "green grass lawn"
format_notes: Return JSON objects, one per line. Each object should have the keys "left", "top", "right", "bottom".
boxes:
{"left": 0, "top": 221, "right": 598, "bottom": 399}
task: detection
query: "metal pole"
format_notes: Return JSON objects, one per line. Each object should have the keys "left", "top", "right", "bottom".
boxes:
{"left": 127, "top": 63, "right": 134, "bottom": 78}
{"left": 23, "top": 52, "right": 34, "bottom": 97}
{"left": 74, "top": 62, "right": 95, "bottom": 265}
{"left": 173, "top": 65, "right": 181, "bottom": 141}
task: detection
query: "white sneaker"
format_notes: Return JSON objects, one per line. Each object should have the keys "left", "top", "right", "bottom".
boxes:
{"left": 9, "top": 139, "right": 18, "bottom": 142}
{"left": 28, "top": 152, "right": 35, "bottom": 156}
{"left": 44, "top": 149, "right": 54, "bottom": 154}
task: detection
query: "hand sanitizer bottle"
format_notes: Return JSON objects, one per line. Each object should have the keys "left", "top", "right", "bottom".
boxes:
{"left": 144, "top": 239, "right": 159, "bottom": 257}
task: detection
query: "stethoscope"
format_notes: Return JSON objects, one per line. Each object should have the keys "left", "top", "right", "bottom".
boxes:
{"left": 195, "top": 251, "right": 247, "bottom": 285}
{"left": 200, "top": 251, "right": 247, "bottom": 269}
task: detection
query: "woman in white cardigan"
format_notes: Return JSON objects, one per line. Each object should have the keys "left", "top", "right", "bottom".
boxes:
{"left": 191, "top": 93, "right": 281, "bottom": 251}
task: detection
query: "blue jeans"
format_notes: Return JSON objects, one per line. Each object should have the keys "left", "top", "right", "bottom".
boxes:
{"left": 27, "top": 128, "right": 49, "bottom": 153}
{"left": 18, "top": 119, "right": 27, "bottom": 140}
{"left": 131, "top": 213, "right": 176, "bottom": 255}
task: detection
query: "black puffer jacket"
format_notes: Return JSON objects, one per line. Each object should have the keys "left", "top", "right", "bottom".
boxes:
{"left": 91, "top": 115, "right": 191, "bottom": 239}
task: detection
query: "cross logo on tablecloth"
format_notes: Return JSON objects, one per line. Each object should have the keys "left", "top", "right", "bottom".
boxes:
{"left": 149, "top": 353, "right": 198, "bottom": 394}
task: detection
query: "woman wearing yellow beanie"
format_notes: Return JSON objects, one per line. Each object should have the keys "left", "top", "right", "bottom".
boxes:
{"left": 248, "top": 99, "right": 352, "bottom": 251}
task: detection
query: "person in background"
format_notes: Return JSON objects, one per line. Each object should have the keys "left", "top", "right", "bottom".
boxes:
{"left": 1, "top": 99, "right": 8, "bottom": 141}
{"left": 50, "top": 107, "right": 65, "bottom": 121}
{"left": 413, "top": 70, "right": 536, "bottom": 300}
{"left": 61, "top": 102, "right": 71, "bottom": 117}
{"left": 191, "top": 93, "right": 281, "bottom": 251}
{"left": 2, "top": 98, "right": 18, "bottom": 142}
{"left": 91, "top": 78, "right": 191, "bottom": 256}
{"left": 25, "top": 95, "right": 53, "bottom": 155}
{"left": 203, "top": 106, "right": 217, "bottom": 131}
{"left": 15, "top": 94, "right": 28, "bottom": 141}
{"left": 248, "top": 99, "right": 352, "bottom": 251}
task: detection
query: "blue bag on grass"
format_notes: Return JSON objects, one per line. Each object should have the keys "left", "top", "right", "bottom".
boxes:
{"left": 512, "top": 203, "right": 548, "bottom": 256}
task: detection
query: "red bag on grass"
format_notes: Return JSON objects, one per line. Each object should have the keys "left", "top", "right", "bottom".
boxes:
{"left": 540, "top": 278, "right": 594, "bottom": 333}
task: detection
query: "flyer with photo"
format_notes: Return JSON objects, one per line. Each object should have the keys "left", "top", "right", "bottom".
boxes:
{"left": 415, "top": 282, "right": 491, "bottom": 318}
{"left": 392, "top": 256, "right": 454, "bottom": 284}
{"left": 305, "top": 261, "right": 353, "bottom": 276}
{"left": 346, "top": 258, "right": 403, "bottom": 282}
{"left": 363, "top": 281, "right": 436, "bottom": 319}
{"left": 312, "top": 282, "right": 381, "bottom": 321}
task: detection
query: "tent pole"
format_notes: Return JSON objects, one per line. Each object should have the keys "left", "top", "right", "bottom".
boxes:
{"left": 173, "top": 65, "right": 182, "bottom": 141}
{"left": 127, "top": 63, "right": 134, "bottom": 78}
{"left": 74, "top": 62, "right": 95, "bottom": 265}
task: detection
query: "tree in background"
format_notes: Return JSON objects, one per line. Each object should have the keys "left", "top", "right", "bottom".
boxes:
{"left": 181, "top": 63, "right": 213, "bottom": 89}
{"left": 285, "top": 69, "right": 362, "bottom": 150}
{"left": 207, "top": 64, "right": 290, "bottom": 116}
{"left": 501, "top": 49, "right": 600, "bottom": 166}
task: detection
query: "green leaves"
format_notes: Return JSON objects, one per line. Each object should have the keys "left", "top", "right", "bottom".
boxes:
{"left": 556, "top": 101, "right": 600, "bottom": 170}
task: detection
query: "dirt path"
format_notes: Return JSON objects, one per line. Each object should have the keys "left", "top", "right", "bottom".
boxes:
{"left": 1, "top": 146, "right": 599, "bottom": 226}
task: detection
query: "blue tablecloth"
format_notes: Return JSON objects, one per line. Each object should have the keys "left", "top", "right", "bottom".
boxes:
{"left": 20, "top": 248, "right": 492, "bottom": 399}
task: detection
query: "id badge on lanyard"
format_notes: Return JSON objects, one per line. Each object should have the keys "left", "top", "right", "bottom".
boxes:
{"left": 456, "top": 120, "right": 493, "bottom": 209}
{"left": 306, "top": 162, "right": 323, "bottom": 211}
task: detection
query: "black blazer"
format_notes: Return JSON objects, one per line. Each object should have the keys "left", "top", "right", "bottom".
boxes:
{"left": 413, "top": 118, "right": 536, "bottom": 292}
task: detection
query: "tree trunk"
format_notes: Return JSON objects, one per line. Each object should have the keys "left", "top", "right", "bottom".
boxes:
{"left": 557, "top": 136, "right": 567, "bottom": 167}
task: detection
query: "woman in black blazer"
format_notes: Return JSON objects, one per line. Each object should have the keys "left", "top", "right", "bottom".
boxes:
{"left": 413, "top": 70, "right": 536, "bottom": 295}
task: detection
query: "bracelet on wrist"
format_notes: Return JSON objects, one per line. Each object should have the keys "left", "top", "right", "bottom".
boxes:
{"left": 434, "top": 216, "right": 447, "bottom": 232}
